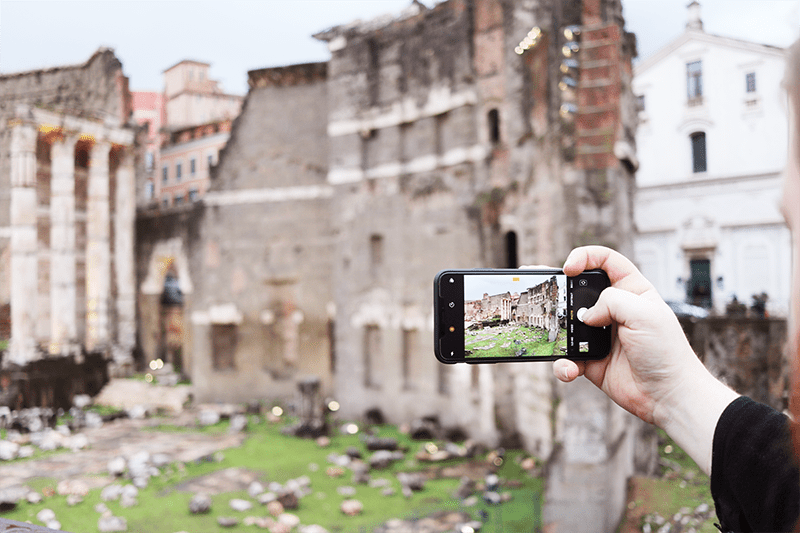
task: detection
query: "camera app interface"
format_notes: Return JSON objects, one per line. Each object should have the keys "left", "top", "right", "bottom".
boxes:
{"left": 464, "top": 274, "right": 567, "bottom": 358}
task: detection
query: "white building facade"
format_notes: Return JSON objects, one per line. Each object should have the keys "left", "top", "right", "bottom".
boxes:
{"left": 632, "top": 2, "right": 791, "bottom": 315}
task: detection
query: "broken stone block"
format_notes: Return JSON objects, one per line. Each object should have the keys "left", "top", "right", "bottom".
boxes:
{"left": 340, "top": 499, "right": 363, "bottom": 516}
{"left": 229, "top": 498, "right": 252, "bottom": 512}
{"left": 98, "top": 515, "right": 127, "bottom": 532}
{"left": 189, "top": 493, "right": 211, "bottom": 514}
{"left": 217, "top": 516, "right": 239, "bottom": 528}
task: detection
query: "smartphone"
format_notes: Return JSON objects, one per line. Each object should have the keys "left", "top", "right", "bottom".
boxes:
{"left": 434, "top": 269, "right": 611, "bottom": 363}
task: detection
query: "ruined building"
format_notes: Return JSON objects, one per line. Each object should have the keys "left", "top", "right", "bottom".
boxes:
{"left": 135, "top": 0, "right": 641, "bottom": 529}
{"left": 0, "top": 49, "right": 139, "bottom": 404}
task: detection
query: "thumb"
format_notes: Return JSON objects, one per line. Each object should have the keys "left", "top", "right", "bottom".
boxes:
{"left": 581, "top": 286, "right": 663, "bottom": 329}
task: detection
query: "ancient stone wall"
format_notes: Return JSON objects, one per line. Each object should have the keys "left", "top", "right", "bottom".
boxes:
{"left": 681, "top": 316, "right": 788, "bottom": 410}
{"left": 135, "top": 63, "right": 334, "bottom": 403}
{"left": 318, "top": 0, "right": 638, "bottom": 491}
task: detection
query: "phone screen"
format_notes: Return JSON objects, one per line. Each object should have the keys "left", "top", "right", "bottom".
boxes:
{"left": 464, "top": 273, "right": 567, "bottom": 359}
{"left": 435, "top": 269, "right": 610, "bottom": 363}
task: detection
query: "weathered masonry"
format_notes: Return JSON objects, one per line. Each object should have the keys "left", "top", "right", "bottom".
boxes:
{"left": 135, "top": 62, "right": 332, "bottom": 399}
{"left": 0, "top": 50, "right": 138, "bottom": 395}
{"left": 135, "top": 1, "right": 644, "bottom": 530}
{"left": 314, "top": 1, "right": 640, "bottom": 530}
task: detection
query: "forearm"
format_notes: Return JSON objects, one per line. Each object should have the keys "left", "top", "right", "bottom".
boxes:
{"left": 653, "top": 360, "right": 740, "bottom": 475}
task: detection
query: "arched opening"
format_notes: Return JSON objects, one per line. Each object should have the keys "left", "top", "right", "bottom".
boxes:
{"left": 160, "top": 267, "right": 184, "bottom": 373}
{"left": 505, "top": 231, "right": 518, "bottom": 269}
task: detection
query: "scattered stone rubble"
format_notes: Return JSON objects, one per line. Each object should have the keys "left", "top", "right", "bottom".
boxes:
{"left": 640, "top": 503, "right": 712, "bottom": 533}
{"left": 0, "top": 394, "right": 542, "bottom": 533}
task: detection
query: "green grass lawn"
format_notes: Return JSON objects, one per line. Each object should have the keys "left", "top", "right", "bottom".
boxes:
{"left": 466, "top": 325, "right": 567, "bottom": 359}
{"left": 2, "top": 417, "right": 544, "bottom": 533}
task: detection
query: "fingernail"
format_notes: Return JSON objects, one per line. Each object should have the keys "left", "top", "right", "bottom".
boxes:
{"left": 561, "top": 367, "right": 570, "bottom": 380}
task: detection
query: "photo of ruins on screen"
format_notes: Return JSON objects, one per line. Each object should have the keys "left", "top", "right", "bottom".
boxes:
{"left": 464, "top": 275, "right": 567, "bottom": 358}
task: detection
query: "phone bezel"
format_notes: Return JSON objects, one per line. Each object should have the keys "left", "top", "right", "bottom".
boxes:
{"left": 434, "top": 268, "right": 611, "bottom": 363}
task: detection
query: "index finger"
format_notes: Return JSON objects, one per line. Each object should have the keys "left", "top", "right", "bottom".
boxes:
{"left": 563, "top": 246, "right": 653, "bottom": 295}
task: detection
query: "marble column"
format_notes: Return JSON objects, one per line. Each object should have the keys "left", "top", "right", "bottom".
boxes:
{"left": 9, "top": 122, "right": 39, "bottom": 365}
{"left": 85, "top": 140, "right": 111, "bottom": 351}
{"left": 49, "top": 133, "right": 78, "bottom": 355}
{"left": 112, "top": 147, "right": 136, "bottom": 367}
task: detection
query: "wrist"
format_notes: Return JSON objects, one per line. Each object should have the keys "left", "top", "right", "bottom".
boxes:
{"left": 653, "top": 360, "right": 739, "bottom": 475}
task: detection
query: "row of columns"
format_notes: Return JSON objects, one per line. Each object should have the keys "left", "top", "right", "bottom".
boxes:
{"left": 8, "top": 118, "right": 136, "bottom": 367}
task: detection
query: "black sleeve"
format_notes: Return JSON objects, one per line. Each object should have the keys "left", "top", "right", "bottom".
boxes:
{"left": 711, "top": 396, "right": 799, "bottom": 532}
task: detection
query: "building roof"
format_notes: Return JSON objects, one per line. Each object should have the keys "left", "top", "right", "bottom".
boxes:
{"left": 163, "top": 59, "right": 211, "bottom": 73}
{"left": 635, "top": 29, "right": 785, "bottom": 77}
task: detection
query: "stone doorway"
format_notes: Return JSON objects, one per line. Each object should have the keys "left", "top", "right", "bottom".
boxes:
{"left": 160, "top": 268, "right": 184, "bottom": 374}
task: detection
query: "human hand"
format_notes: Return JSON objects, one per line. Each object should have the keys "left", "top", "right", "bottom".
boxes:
{"left": 552, "top": 246, "right": 738, "bottom": 474}
{"left": 554, "top": 246, "right": 717, "bottom": 425}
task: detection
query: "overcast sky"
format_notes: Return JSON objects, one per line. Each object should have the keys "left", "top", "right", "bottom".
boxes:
{"left": 463, "top": 274, "right": 563, "bottom": 301}
{"left": 1, "top": 0, "right": 798, "bottom": 95}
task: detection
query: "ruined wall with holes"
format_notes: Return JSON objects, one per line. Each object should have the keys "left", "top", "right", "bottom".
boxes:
{"left": 134, "top": 63, "right": 334, "bottom": 402}
{"left": 315, "top": 1, "right": 641, "bottom": 531}
{"left": 190, "top": 63, "right": 333, "bottom": 402}
{"left": 134, "top": 1, "right": 641, "bottom": 528}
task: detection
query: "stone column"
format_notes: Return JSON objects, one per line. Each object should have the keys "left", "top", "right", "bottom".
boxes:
{"left": 49, "top": 134, "right": 78, "bottom": 355}
{"left": 111, "top": 147, "right": 136, "bottom": 369}
{"left": 9, "top": 122, "right": 39, "bottom": 365}
{"left": 85, "top": 140, "right": 111, "bottom": 352}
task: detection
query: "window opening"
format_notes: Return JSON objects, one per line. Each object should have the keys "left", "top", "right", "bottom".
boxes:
{"left": 688, "top": 258, "right": 712, "bottom": 308}
{"left": 370, "top": 234, "right": 383, "bottom": 275}
{"left": 691, "top": 132, "right": 707, "bottom": 173}
{"left": 211, "top": 324, "right": 237, "bottom": 370}
{"left": 363, "top": 325, "right": 381, "bottom": 388}
{"left": 488, "top": 108, "right": 501, "bottom": 144}
{"left": 505, "top": 231, "right": 518, "bottom": 268}
{"left": 687, "top": 60, "right": 703, "bottom": 104}
{"left": 746, "top": 72, "right": 756, "bottom": 93}
{"left": 401, "top": 328, "right": 416, "bottom": 390}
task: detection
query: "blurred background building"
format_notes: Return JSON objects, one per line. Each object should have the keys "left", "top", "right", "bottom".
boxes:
{"left": 0, "top": 49, "right": 138, "bottom": 392}
{"left": 632, "top": 1, "right": 791, "bottom": 316}
{"left": 132, "top": 60, "right": 243, "bottom": 209}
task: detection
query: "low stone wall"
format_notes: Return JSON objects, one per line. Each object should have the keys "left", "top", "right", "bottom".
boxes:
{"left": 679, "top": 317, "right": 788, "bottom": 411}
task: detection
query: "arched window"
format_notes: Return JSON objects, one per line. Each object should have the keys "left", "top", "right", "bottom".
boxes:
{"left": 691, "top": 132, "right": 706, "bottom": 173}
{"left": 488, "top": 108, "right": 501, "bottom": 144}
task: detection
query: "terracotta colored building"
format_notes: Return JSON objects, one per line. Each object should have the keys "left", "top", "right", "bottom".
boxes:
{"left": 131, "top": 91, "right": 166, "bottom": 204}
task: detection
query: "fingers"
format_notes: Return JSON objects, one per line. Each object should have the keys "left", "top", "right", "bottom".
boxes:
{"left": 553, "top": 359, "right": 585, "bottom": 382}
{"left": 563, "top": 246, "right": 653, "bottom": 295}
{"left": 582, "top": 285, "right": 668, "bottom": 329}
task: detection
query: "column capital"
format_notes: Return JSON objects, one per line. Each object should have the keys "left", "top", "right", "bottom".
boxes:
{"left": 10, "top": 122, "right": 37, "bottom": 188}
{"left": 51, "top": 132, "right": 81, "bottom": 161}
{"left": 9, "top": 120, "right": 37, "bottom": 143}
